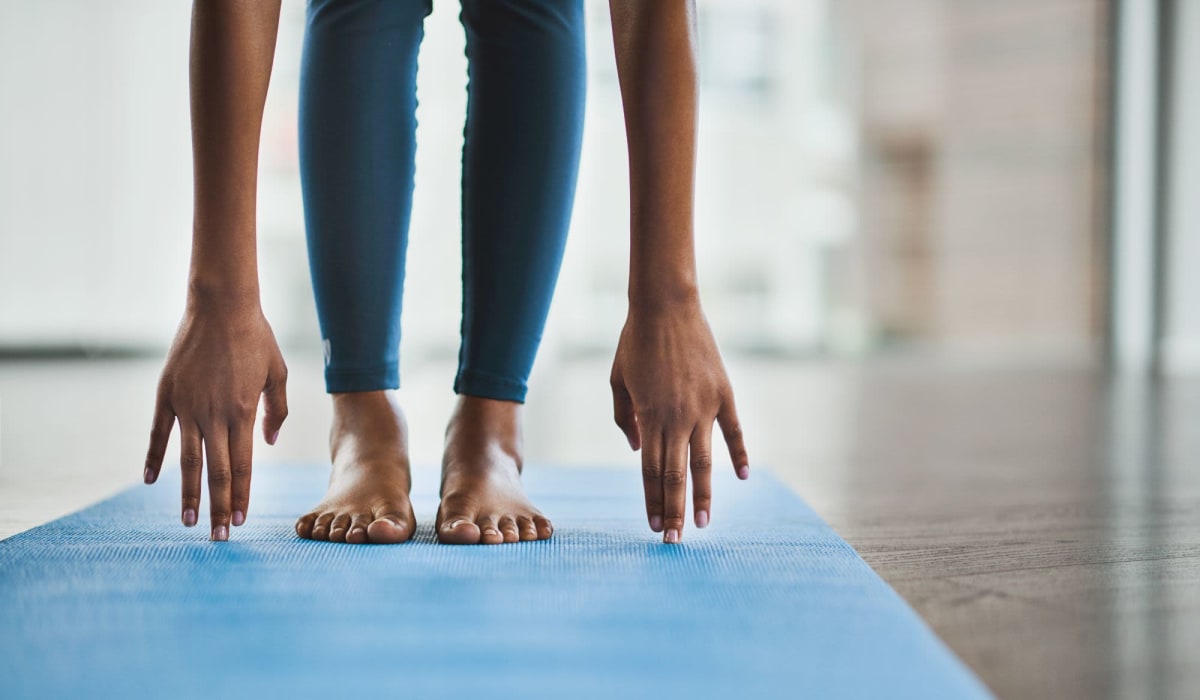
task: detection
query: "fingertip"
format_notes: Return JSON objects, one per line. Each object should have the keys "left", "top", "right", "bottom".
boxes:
{"left": 143, "top": 466, "right": 156, "bottom": 485}
{"left": 737, "top": 465, "right": 750, "bottom": 480}
{"left": 649, "top": 515, "right": 663, "bottom": 533}
{"left": 268, "top": 429, "right": 279, "bottom": 446}
{"left": 232, "top": 510, "right": 245, "bottom": 527}
{"left": 696, "top": 509, "right": 709, "bottom": 528}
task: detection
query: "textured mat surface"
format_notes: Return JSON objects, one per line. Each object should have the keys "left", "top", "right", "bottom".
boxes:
{"left": 0, "top": 465, "right": 989, "bottom": 699}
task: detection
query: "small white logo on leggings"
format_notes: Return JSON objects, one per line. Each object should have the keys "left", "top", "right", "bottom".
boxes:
{"left": 323, "top": 339, "right": 331, "bottom": 366}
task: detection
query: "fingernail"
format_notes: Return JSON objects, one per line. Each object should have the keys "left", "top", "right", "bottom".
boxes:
{"left": 232, "top": 510, "right": 245, "bottom": 527}
{"left": 649, "top": 515, "right": 663, "bottom": 532}
{"left": 212, "top": 525, "right": 228, "bottom": 542}
{"left": 182, "top": 509, "right": 197, "bottom": 527}
{"left": 738, "top": 465, "right": 750, "bottom": 480}
{"left": 665, "top": 528, "right": 680, "bottom": 544}
{"left": 143, "top": 467, "right": 154, "bottom": 484}
{"left": 696, "top": 510, "right": 709, "bottom": 528}
{"left": 268, "top": 430, "right": 280, "bottom": 445}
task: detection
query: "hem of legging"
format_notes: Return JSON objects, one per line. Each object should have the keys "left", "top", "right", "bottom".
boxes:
{"left": 324, "top": 365, "right": 400, "bottom": 394}
{"left": 453, "top": 368, "right": 527, "bottom": 404}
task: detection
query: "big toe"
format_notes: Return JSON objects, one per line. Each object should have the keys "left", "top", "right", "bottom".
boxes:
{"left": 437, "top": 514, "right": 482, "bottom": 545}
{"left": 366, "top": 515, "right": 411, "bottom": 544}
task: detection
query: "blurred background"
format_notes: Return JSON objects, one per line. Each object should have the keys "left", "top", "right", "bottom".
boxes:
{"left": 1, "top": 2, "right": 1197, "bottom": 698}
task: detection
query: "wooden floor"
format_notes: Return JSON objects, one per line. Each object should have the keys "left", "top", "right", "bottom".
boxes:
{"left": 1, "top": 355, "right": 1197, "bottom": 699}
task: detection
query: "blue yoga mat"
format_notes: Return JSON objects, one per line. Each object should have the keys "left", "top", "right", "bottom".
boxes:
{"left": 1, "top": 465, "right": 989, "bottom": 699}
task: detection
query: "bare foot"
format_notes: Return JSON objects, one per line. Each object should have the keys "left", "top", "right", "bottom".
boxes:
{"left": 295, "top": 390, "right": 416, "bottom": 544}
{"left": 436, "top": 395, "right": 553, "bottom": 545}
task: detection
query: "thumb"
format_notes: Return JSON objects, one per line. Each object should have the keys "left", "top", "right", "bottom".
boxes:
{"left": 610, "top": 373, "right": 641, "bottom": 451}
{"left": 262, "top": 357, "right": 289, "bottom": 445}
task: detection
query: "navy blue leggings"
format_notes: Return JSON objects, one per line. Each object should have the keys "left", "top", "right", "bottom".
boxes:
{"left": 299, "top": 0, "right": 585, "bottom": 402}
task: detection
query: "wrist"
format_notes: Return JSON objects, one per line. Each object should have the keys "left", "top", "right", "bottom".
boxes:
{"left": 186, "top": 276, "right": 261, "bottom": 317}
{"left": 627, "top": 279, "right": 701, "bottom": 316}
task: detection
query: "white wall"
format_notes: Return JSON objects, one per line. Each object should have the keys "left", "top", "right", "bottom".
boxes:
{"left": 0, "top": 1, "right": 193, "bottom": 349}
{"left": 1163, "top": 0, "right": 1200, "bottom": 373}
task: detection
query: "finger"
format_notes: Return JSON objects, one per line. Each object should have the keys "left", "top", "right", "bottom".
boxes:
{"left": 144, "top": 396, "right": 175, "bottom": 485}
{"left": 204, "top": 428, "right": 233, "bottom": 542}
{"left": 690, "top": 422, "right": 713, "bottom": 528}
{"left": 662, "top": 430, "right": 689, "bottom": 544}
{"left": 610, "top": 374, "right": 641, "bottom": 450}
{"left": 641, "top": 428, "right": 665, "bottom": 533}
{"left": 179, "top": 422, "right": 203, "bottom": 528}
{"left": 262, "top": 356, "right": 289, "bottom": 445}
{"left": 229, "top": 420, "right": 254, "bottom": 527}
{"left": 717, "top": 399, "right": 750, "bottom": 480}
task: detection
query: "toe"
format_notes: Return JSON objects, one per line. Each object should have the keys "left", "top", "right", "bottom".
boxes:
{"left": 477, "top": 515, "right": 504, "bottom": 545}
{"left": 437, "top": 506, "right": 482, "bottom": 544}
{"left": 328, "top": 513, "right": 351, "bottom": 543}
{"left": 346, "top": 513, "right": 372, "bottom": 544}
{"left": 498, "top": 516, "right": 519, "bottom": 543}
{"left": 295, "top": 512, "right": 318, "bottom": 539}
{"left": 517, "top": 515, "right": 538, "bottom": 541}
{"left": 533, "top": 515, "right": 554, "bottom": 540}
{"left": 367, "top": 517, "right": 410, "bottom": 545}
{"left": 311, "top": 512, "right": 335, "bottom": 541}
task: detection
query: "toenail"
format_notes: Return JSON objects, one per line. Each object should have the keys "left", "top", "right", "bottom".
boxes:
{"left": 182, "top": 509, "right": 197, "bottom": 527}
{"left": 232, "top": 511, "right": 245, "bottom": 527}
{"left": 664, "top": 528, "right": 680, "bottom": 544}
{"left": 696, "top": 510, "right": 709, "bottom": 528}
{"left": 649, "top": 515, "right": 663, "bottom": 532}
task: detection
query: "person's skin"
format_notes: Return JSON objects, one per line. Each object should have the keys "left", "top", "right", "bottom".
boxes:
{"left": 144, "top": 0, "right": 748, "bottom": 546}
{"left": 608, "top": 0, "right": 750, "bottom": 543}
{"left": 143, "top": 0, "right": 288, "bottom": 542}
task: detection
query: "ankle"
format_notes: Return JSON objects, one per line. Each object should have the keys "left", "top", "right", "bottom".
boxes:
{"left": 445, "top": 395, "right": 524, "bottom": 460}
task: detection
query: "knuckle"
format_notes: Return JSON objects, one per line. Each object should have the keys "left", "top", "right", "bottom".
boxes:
{"left": 641, "top": 462, "right": 663, "bottom": 481}
{"left": 690, "top": 451, "right": 713, "bottom": 472}
{"left": 231, "top": 461, "right": 252, "bottom": 480}
{"left": 208, "top": 469, "right": 232, "bottom": 487}
{"left": 664, "top": 516, "right": 685, "bottom": 529}
{"left": 211, "top": 510, "right": 231, "bottom": 523}
{"left": 663, "top": 470, "right": 687, "bottom": 487}
{"left": 180, "top": 454, "right": 204, "bottom": 472}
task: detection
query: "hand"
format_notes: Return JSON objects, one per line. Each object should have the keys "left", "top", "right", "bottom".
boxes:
{"left": 610, "top": 298, "right": 749, "bottom": 543}
{"left": 143, "top": 301, "right": 288, "bottom": 541}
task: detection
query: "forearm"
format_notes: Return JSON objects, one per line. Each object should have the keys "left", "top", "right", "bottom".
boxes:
{"left": 609, "top": 0, "right": 699, "bottom": 309}
{"left": 187, "top": 0, "right": 281, "bottom": 310}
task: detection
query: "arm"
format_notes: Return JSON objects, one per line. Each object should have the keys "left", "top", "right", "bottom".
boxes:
{"left": 143, "top": 0, "right": 288, "bottom": 542}
{"left": 608, "top": 0, "right": 750, "bottom": 543}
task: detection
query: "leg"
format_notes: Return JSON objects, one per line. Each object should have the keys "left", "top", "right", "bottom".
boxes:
{"left": 438, "top": 0, "right": 586, "bottom": 544}
{"left": 296, "top": 0, "right": 431, "bottom": 544}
